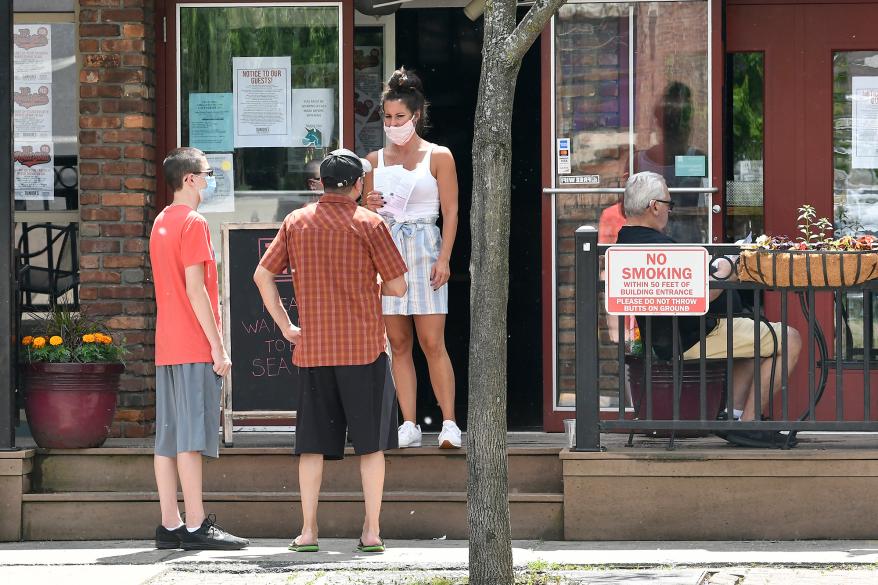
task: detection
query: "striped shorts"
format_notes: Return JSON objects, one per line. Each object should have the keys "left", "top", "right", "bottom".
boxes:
{"left": 382, "top": 217, "right": 449, "bottom": 315}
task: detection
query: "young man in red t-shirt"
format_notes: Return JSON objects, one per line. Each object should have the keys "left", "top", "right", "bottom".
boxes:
{"left": 149, "top": 147, "right": 248, "bottom": 550}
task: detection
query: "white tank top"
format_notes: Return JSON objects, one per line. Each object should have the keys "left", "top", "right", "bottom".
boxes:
{"left": 377, "top": 144, "right": 440, "bottom": 220}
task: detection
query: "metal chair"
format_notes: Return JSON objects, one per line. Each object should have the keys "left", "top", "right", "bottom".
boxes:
{"left": 17, "top": 222, "right": 80, "bottom": 311}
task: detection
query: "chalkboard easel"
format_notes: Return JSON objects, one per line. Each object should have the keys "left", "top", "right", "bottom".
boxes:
{"left": 221, "top": 223, "right": 300, "bottom": 446}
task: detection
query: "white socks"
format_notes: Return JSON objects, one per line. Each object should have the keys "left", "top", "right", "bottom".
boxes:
{"left": 733, "top": 409, "right": 743, "bottom": 420}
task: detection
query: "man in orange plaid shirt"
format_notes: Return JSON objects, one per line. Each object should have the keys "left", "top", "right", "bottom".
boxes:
{"left": 254, "top": 149, "right": 407, "bottom": 553}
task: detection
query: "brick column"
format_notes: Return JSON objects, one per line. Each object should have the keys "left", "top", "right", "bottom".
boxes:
{"left": 78, "top": 0, "right": 157, "bottom": 437}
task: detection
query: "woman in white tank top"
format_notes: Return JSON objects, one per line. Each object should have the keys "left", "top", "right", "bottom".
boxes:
{"left": 364, "top": 68, "right": 461, "bottom": 449}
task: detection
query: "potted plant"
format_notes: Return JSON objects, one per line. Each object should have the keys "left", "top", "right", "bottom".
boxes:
{"left": 19, "top": 307, "right": 127, "bottom": 448}
{"left": 739, "top": 205, "right": 878, "bottom": 287}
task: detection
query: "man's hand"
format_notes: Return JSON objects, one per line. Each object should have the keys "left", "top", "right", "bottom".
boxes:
{"left": 365, "top": 190, "right": 384, "bottom": 212}
{"left": 283, "top": 324, "right": 302, "bottom": 345}
{"left": 211, "top": 346, "right": 232, "bottom": 377}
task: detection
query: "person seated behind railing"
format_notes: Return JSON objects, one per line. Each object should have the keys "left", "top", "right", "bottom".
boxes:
{"left": 615, "top": 171, "right": 802, "bottom": 448}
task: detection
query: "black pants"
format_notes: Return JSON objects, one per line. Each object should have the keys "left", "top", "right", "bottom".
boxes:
{"left": 295, "top": 353, "right": 398, "bottom": 460}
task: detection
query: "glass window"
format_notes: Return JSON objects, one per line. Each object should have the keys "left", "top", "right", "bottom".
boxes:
{"left": 13, "top": 20, "right": 78, "bottom": 213}
{"left": 178, "top": 4, "right": 342, "bottom": 259}
{"left": 552, "top": 1, "right": 710, "bottom": 410}
{"left": 354, "top": 26, "right": 387, "bottom": 157}
{"left": 725, "top": 52, "right": 764, "bottom": 242}
{"left": 833, "top": 51, "right": 878, "bottom": 359}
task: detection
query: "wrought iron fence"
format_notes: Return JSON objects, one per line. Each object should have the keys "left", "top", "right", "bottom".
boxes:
{"left": 573, "top": 226, "right": 878, "bottom": 451}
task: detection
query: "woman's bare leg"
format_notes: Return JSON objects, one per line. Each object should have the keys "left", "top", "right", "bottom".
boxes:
{"left": 386, "top": 315, "right": 417, "bottom": 422}
{"left": 413, "top": 314, "right": 456, "bottom": 422}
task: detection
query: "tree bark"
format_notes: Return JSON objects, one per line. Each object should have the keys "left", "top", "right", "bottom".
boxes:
{"left": 467, "top": 2, "right": 566, "bottom": 585}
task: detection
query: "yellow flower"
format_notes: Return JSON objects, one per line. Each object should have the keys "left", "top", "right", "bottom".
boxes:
{"left": 82, "top": 334, "right": 96, "bottom": 343}
{"left": 22, "top": 336, "right": 33, "bottom": 346}
{"left": 96, "top": 333, "right": 112, "bottom": 344}
{"left": 49, "top": 336, "right": 63, "bottom": 346}
{"left": 32, "top": 337, "right": 46, "bottom": 349}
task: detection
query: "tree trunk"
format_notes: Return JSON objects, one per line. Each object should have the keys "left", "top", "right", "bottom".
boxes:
{"left": 467, "top": 2, "right": 567, "bottom": 584}
{"left": 468, "top": 51, "right": 520, "bottom": 585}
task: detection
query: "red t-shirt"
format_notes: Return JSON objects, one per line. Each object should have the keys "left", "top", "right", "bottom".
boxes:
{"left": 149, "top": 205, "right": 220, "bottom": 366}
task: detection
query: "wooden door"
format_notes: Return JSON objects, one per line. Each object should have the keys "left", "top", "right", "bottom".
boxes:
{"left": 727, "top": 1, "right": 878, "bottom": 420}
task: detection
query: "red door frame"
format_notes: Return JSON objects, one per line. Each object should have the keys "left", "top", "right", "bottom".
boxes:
{"left": 540, "top": 1, "right": 726, "bottom": 432}
{"left": 154, "top": 0, "right": 355, "bottom": 208}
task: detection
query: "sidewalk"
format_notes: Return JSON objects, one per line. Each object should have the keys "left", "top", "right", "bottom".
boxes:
{"left": 2, "top": 539, "right": 878, "bottom": 584}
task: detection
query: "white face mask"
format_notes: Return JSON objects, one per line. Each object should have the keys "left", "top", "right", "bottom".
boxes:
{"left": 383, "top": 117, "right": 417, "bottom": 145}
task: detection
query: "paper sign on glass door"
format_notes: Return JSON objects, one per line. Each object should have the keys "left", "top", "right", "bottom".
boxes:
{"left": 852, "top": 76, "right": 878, "bottom": 169}
{"left": 233, "top": 56, "right": 293, "bottom": 148}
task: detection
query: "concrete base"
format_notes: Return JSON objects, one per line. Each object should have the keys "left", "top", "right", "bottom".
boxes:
{"left": 562, "top": 448, "right": 878, "bottom": 540}
{"left": 0, "top": 450, "right": 34, "bottom": 542}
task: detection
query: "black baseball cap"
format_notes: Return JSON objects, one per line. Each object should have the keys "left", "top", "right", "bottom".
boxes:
{"left": 319, "top": 148, "right": 372, "bottom": 188}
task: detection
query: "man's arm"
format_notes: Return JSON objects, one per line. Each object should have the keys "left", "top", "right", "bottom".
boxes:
{"left": 381, "top": 274, "right": 407, "bottom": 297}
{"left": 185, "top": 263, "right": 231, "bottom": 376}
{"left": 253, "top": 265, "right": 301, "bottom": 344}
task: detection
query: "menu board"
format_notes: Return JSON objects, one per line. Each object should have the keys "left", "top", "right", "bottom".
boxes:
{"left": 222, "top": 224, "right": 300, "bottom": 414}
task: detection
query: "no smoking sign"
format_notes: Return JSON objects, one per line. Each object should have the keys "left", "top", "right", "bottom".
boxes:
{"left": 605, "top": 247, "right": 709, "bottom": 316}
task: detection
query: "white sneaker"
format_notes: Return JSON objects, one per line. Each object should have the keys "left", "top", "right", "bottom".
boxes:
{"left": 397, "top": 421, "right": 422, "bottom": 448}
{"left": 438, "top": 420, "right": 462, "bottom": 449}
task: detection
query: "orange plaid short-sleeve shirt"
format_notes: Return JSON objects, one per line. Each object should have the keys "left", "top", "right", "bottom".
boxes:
{"left": 259, "top": 194, "right": 407, "bottom": 367}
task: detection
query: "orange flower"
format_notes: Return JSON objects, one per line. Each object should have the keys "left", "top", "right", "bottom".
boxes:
{"left": 49, "top": 336, "right": 63, "bottom": 346}
{"left": 99, "top": 333, "right": 113, "bottom": 344}
{"left": 82, "top": 334, "right": 96, "bottom": 343}
{"left": 21, "top": 336, "right": 33, "bottom": 346}
{"left": 32, "top": 337, "right": 46, "bottom": 349}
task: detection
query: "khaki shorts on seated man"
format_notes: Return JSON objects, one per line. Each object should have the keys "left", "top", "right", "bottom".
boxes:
{"left": 682, "top": 317, "right": 784, "bottom": 361}
{"left": 616, "top": 172, "right": 803, "bottom": 448}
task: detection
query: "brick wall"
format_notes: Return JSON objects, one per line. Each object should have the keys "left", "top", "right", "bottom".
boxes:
{"left": 78, "top": 0, "right": 157, "bottom": 437}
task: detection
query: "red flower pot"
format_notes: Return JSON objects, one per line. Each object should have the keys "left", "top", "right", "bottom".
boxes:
{"left": 22, "top": 362, "right": 124, "bottom": 448}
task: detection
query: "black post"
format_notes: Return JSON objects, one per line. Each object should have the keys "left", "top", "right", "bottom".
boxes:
{"left": 574, "top": 226, "right": 600, "bottom": 451}
{"left": 0, "top": 0, "right": 15, "bottom": 450}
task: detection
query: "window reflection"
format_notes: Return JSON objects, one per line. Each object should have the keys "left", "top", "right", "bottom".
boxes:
{"left": 725, "top": 52, "right": 765, "bottom": 242}
{"left": 834, "top": 51, "right": 878, "bottom": 359}
{"left": 178, "top": 5, "right": 341, "bottom": 278}
{"left": 634, "top": 80, "right": 708, "bottom": 242}
{"left": 553, "top": 1, "right": 710, "bottom": 409}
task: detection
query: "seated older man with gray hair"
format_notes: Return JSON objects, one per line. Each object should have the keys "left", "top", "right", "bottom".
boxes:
{"left": 615, "top": 171, "right": 802, "bottom": 448}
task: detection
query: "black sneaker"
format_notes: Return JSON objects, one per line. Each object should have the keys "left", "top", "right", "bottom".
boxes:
{"left": 155, "top": 524, "right": 186, "bottom": 549}
{"left": 722, "top": 430, "right": 776, "bottom": 448}
{"left": 178, "top": 514, "right": 249, "bottom": 550}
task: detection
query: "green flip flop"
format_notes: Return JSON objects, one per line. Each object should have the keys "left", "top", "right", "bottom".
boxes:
{"left": 288, "top": 537, "right": 319, "bottom": 552}
{"left": 357, "top": 538, "right": 385, "bottom": 553}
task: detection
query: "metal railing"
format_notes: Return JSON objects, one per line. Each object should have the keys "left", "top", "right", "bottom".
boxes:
{"left": 573, "top": 226, "right": 878, "bottom": 451}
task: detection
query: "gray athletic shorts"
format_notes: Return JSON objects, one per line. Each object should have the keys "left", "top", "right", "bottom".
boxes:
{"left": 155, "top": 362, "right": 222, "bottom": 459}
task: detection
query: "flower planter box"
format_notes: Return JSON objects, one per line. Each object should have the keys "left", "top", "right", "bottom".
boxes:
{"left": 21, "top": 362, "right": 124, "bottom": 449}
{"left": 739, "top": 249, "right": 878, "bottom": 288}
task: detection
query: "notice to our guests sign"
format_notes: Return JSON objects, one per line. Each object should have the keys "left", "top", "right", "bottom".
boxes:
{"left": 605, "top": 247, "right": 709, "bottom": 316}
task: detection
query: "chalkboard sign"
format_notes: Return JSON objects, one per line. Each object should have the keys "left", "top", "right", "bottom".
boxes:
{"left": 221, "top": 223, "right": 299, "bottom": 443}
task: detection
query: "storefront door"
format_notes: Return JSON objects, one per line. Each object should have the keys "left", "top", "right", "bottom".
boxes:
{"left": 393, "top": 5, "right": 544, "bottom": 431}
{"left": 727, "top": 0, "right": 878, "bottom": 419}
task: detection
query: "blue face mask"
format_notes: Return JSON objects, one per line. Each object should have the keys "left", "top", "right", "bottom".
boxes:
{"left": 200, "top": 174, "right": 217, "bottom": 200}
